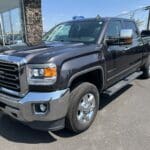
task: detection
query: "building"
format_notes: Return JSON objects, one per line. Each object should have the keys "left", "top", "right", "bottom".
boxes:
{"left": 0, "top": 0, "right": 42, "bottom": 47}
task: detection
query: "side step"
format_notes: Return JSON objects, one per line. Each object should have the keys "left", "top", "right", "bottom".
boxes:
{"left": 103, "top": 71, "right": 143, "bottom": 96}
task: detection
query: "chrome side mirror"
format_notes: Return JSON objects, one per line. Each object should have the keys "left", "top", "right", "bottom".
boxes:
{"left": 120, "top": 29, "right": 133, "bottom": 45}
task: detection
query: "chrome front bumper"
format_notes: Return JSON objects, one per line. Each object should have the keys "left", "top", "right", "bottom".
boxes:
{"left": 0, "top": 89, "right": 70, "bottom": 129}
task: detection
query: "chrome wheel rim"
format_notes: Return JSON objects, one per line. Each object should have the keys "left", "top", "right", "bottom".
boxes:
{"left": 77, "top": 93, "right": 96, "bottom": 124}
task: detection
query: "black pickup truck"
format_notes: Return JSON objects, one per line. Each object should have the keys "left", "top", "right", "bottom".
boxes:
{"left": 0, "top": 17, "right": 150, "bottom": 133}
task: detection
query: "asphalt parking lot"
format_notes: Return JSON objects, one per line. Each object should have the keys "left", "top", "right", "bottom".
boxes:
{"left": 0, "top": 78, "right": 150, "bottom": 150}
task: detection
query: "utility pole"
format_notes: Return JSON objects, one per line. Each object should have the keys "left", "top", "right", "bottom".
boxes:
{"left": 147, "top": 7, "right": 150, "bottom": 30}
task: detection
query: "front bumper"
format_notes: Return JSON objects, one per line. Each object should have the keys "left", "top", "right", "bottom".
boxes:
{"left": 0, "top": 89, "right": 70, "bottom": 131}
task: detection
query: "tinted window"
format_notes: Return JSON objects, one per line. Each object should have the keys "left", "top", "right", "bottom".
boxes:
{"left": 106, "top": 20, "right": 122, "bottom": 39}
{"left": 124, "top": 21, "right": 139, "bottom": 38}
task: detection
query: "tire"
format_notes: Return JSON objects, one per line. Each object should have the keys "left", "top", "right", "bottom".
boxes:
{"left": 142, "top": 59, "right": 150, "bottom": 79}
{"left": 66, "top": 82, "right": 100, "bottom": 133}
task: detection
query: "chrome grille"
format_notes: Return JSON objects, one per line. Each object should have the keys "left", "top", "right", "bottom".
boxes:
{"left": 0, "top": 61, "right": 20, "bottom": 92}
{"left": 0, "top": 55, "right": 28, "bottom": 97}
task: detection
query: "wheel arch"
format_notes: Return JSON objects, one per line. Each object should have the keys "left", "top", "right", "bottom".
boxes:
{"left": 68, "top": 66, "right": 105, "bottom": 92}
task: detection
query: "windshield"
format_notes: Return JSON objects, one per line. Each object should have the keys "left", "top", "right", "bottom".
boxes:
{"left": 43, "top": 20, "right": 104, "bottom": 43}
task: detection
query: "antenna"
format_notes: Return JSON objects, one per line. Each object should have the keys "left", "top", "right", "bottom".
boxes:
{"left": 96, "top": 15, "right": 101, "bottom": 20}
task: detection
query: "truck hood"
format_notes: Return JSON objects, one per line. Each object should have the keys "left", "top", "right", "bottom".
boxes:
{"left": 0, "top": 42, "right": 100, "bottom": 64}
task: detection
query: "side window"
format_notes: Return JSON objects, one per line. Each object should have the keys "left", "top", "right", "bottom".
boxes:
{"left": 106, "top": 20, "right": 122, "bottom": 39}
{"left": 124, "top": 21, "right": 139, "bottom": 38}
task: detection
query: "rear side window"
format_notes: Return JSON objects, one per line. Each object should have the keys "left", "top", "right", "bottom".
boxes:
{"left": 124, "top": 21, "right": 139, "bottom": 38}
{"left": 106, "top": 20, "right": 122, "bottom": 39}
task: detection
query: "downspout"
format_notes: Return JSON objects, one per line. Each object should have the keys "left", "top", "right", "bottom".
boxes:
{"left": 0, "top": 14, "right": 5, "bottom": 46}
{"left": 20, "top": 0, "right": 27, "bottom": 44}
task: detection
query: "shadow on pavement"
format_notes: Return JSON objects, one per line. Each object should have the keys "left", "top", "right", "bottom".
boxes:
{"left": 0, "top": 84, "right": 132, "bottom": 143}
{"left": 0, "top": 115, "right": 56, "bottom": 144}
{"left": 100, "top": 84, "right": 132, "bottom": 110}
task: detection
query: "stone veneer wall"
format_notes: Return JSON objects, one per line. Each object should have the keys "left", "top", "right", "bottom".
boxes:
{"left": 23, "top": 0, "right": 43, "bottom": 46}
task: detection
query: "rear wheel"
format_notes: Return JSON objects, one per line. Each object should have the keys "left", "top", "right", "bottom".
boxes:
{"left": 66, "top": 82, "right": 99, "bottom": 133}
{"left": 142, "top": 59, "right": 150, "bottom": 79}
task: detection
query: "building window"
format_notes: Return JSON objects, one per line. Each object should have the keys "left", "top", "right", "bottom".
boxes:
{"left": 0, "top": 0, "right": 24, "bottom": 48}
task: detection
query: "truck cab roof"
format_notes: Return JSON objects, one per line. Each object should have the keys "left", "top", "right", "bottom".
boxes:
{"left": 64, "top": 17, "right": 135, "bottom": 24}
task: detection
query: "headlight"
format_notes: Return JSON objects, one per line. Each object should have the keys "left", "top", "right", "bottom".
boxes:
{"left": 27, "top": 63, "right": 57, "bottom": 85}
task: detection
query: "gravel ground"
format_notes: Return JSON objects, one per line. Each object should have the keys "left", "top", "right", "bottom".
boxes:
{"left": 0, "top": 78, "right": 150, "bottom": 150}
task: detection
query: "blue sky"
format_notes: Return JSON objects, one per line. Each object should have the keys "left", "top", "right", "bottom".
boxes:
{"left": 42, "top": 0, "right": 150, "bottom": 31}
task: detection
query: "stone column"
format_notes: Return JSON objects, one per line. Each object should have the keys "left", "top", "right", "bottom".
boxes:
{"left": 22, "top": 0, "right": 43, "bottom": 46}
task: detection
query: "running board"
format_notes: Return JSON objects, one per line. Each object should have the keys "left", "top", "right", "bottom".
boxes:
{"left": 103, "top": 71, "right": 143, "bottom": 96}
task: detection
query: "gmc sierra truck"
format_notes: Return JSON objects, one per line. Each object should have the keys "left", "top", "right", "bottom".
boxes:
{"left": 0, "top": 17, "right": 150, "bottom": 133}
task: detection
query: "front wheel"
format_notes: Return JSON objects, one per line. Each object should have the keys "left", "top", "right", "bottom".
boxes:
{"left": 66, "top": 82, "right": 100, "bottom": 133}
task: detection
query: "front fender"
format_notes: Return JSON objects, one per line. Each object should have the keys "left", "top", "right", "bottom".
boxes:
{"left": 60, "top": 53, "right": 105, "bottom": 89}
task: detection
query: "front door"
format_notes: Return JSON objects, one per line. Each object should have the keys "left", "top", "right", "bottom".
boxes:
{"left": 121, "top": 21, "right": 143, "bottom": 70}
{"left": 105, "top": 20, "right": 127, "bottom": 85}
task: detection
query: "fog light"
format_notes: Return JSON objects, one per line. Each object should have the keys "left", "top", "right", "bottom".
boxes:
{"left": 40, "top": 104, "right": 47, "bottom": 112}
{"left": 33, "top": 103, "right": 48, "bottom": 114}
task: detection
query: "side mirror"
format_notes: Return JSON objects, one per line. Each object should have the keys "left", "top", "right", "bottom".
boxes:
{"left": 141, "top": 30, "right": 150, "bottom": 37}
{"left": 120, "top": 29, "right": 133, "bottom": 45}
{"left": 105, "top": 29, "right": 133, "bottom": 46}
